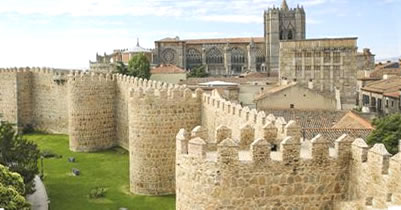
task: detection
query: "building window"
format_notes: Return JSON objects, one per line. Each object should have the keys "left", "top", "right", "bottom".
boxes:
{"left": 333, "top": 65, "right": 341, "bottom": 71}
{"left": 362, "top": 94, "right": 370, "bottom": 105}
{"left": 333, "top": 52, "right": 341, "bottom": 63}
{"left": 305, "top": 52, "right": 312, "bottom": 58}
{"left": 288, "top": 30, "right": 293, "bottom": 40}
{"left": 314, "top": 52, "right": 321, "bottom": 58}
{"left": 378, "top": 98, "right": 382, "bottom": 112}
{"left": 324, "top": 52, "right": 331, "bottom": 63}
{"left": 290, "top": 104, "right": 295, "bottom": 109}
{"left": 295, "top": 51, "right": 302, "bottom": 57}
{"left": 186, "top": 48, "right": 202, "bottom": 70}
{"left": 206, "top": 47, "right": 223, "bottom": 64}
{"left": 392, "top": 100, "right": 394, "bottom": 107}
{"left": 231, "top": 47, "right": 246, "bottom": 74}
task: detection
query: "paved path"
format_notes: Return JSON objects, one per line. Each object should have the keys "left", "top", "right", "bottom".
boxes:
{"left": 27, "top": 176, "right": 49, "bottom": 210}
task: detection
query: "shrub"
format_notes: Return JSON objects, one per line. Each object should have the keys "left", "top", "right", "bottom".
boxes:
{"left": 89, "top": 186, "right": 108, "bottom": 199}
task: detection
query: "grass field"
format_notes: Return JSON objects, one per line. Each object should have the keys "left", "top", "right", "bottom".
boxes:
{"left": 25, "top": 133, "right": 175, "bottom": 210}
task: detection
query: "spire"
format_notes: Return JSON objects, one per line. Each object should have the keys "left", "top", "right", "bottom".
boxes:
{"left": 136, "top": 38, "right": 140, "bottom": 47}
{"left": 281, "top": 0, "right": 289, "bottom": 10}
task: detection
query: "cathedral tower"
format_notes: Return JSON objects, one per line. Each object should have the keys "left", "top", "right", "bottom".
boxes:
{"left": 264, "top": 0, "right": 306, "bottom": 75}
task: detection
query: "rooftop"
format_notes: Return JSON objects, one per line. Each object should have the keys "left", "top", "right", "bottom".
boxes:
{"left": 198, "top": 81, "right": 239, "bottom": 87}
{"left": 151, "top": 64, "right": 186, "bottom": 74}
{"left": 180, "top": 76, "right": 276, "bottom": 86}
{"left": 126, "top": 39, "right": 152, "bottom": 53}
{"left": 303, "top": 128, "right": 372, "bottom": 146}
{"left": 254, "top": 83, "right": 296, "bottom": 101}
{"left": 157, "top": 37, "right": 264, "bottom": 44}
{"left": 280, "top": 37, "right": 358, "bottom": 42}
{"left": 261, "top": 109, "right": 347, "bottom": 129}
{"left": 361, "top": 76, "right": 401, "bottom": 97}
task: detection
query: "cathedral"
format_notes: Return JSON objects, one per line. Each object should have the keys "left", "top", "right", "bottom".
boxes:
{"left": 154, "top": 0, "right": 306, "bottom": 76}
{"left": 91, "top": 0, "right": 375, "bottom": 109}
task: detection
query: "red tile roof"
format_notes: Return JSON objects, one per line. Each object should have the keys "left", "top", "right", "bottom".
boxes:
{"left": 151, "top": 64, "right": 186, "bottom": 74}
{"left": 361, "top": 76, "right": 401, "bottom": 96}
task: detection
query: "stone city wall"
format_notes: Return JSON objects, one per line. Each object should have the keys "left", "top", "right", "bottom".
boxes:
{"left": 0, "top": 67, "right": 69, "bottom": 133}
{"left": 176, "top": 124, "right": 353, "bottom": 210}
{"left": 114, "top": 76, "right": 131, "bottom": 149}
{"left": 201, "top": 90, "right": 291, "bottom": 148}
{"left": 0, "top": 68, "right": 19, "bottom": 124}
{"left": 68, "top": 72, "right": 116, "bottom": 152}
{"left": 334, "top": 140, "right": 401, "bottom": 209}
{"left": 31, "top": 68, "right": 69, "bottom": 133}
{"left": 128, "top": 82, "right": 202, "bottom": 195}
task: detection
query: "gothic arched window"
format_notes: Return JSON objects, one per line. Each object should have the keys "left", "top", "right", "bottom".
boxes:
{"left": 206, "top": 47, "right": 223, "bottom": 64}
{"left": 231, "top": 47, "right": 246, "bottom": 64}
{"left": 186, "top": 48, "right": 202, "bottom": 69}
{"left": 288, "top": 30, "right": 293, "bottom": 40}
{"left": 280, "top": 31, "right": 284, "bottom": 40}
{"left": 256, "top": 48, "right": 266, "bottom": 72}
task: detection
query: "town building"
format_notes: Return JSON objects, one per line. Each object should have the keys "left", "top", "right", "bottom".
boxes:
{"left": 254, "top": 82, "right": 338, "bottom": 110}
{"left": 89, "top": 39, "right": 153, "bottom": 73}
{"left": 358, "top": 76, "right": 401, "bottom": 115}
{"left": 150, "top": 64, "right": 187, "bottom": 84}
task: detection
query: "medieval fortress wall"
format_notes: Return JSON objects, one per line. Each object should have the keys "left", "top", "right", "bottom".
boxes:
{"left": 1, "top": 68, "right": 401, "bottom": 208}
{"left": 0, "top": 67, "right": 204, "bottom": 196}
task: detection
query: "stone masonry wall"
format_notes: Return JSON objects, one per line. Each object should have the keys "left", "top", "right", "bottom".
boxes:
{"left": 334, "top": 140, "right": 401, "bottom": 209}
{"left": 68, "top": 72, "right": 116, "bottom": 152}
{"left": 202, "top": 90, "right": 291, "bottom": 148}
{"left": 176, "top": 125, "right": 353, "bottom": 210}
{"left": 0, "top": 69, "right": 19, "bottom": 123}
{"left": 31, "top": 68, "right": 69, "bottom": 133}
{"left": 128, "top": 81, "right": 202, "bottom": 195}
{"left": 16, "top": 69, "right": 33, "bottom": 128}
{"left": 114, "top": 76, "right": 131, "bottom": 150}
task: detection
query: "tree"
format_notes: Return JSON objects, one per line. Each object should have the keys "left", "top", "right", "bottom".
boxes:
{"left": 367, "top": 113, "right": 401, "bottom": 154}
{"left": 126, "top": 53, "right": 151, "bottom": 79}
{"left": 0, "top": 121, "right": 40, "bottom": 194}
{"left": 188, "top": 65, "right": 208, "bottom": 78}
{"left": 0, "top": 164, "right": 30, "bottom": 210}
{"left": 114, "top": 61, "right": 128, "bottom": 75}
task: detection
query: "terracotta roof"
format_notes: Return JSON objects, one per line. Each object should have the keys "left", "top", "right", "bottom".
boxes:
{"left": 151, "top": 64, "right": 186, "bottom": 74}
{"left": 332, "top": 111, "right": 373, "bottom": 129}
{"left": 241, "top": 72, "right": 269, "bottom": 78}
{"left": 368, "top": 68, "right": 401, "bottom": 80}
{"left": 361, "top": 76, "right": 401, "bottom": 94}
{"left": 262, "top": 109, "right": 347, "bottom": 129}
{"left": 303, "top": 128, "right": 373, "bottom": 145}
{"left": 384, "top": 91, "right": 400, "bottom": 98}
{"left": 254, "top": 83, "right": 296, "bottom": 101}
{"left": 181, "top": 77, "right": 276, "bottom": 85}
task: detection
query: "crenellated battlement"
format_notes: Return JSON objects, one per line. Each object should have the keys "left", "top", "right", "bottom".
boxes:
{"left": 177, "top": 125, "right": 353, "bottom": 166}
{"left": 128, "top": 86, "right": 202, "bottom": 104}
{"left": 176, "top": 123, "right": 401, "bottom": 209}
{"left": 3, "top": 67, "right": 401, "bottom": 209}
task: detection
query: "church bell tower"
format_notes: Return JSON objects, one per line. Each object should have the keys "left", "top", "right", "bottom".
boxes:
{"left": 264, "top": 0, "right": 306, "bottom": 75}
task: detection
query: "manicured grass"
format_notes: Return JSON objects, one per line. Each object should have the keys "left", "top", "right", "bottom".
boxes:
{"left": 25, "top": 133, "right": 175, "bottom": 210}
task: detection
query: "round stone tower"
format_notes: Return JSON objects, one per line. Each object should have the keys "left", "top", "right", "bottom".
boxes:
{"left": 128, "top": 83, "right": 202, "bottom": 195}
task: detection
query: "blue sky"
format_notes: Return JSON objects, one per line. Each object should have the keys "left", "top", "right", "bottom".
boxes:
{"left": 0, "top": 0, "right": 400, "bottom": 69}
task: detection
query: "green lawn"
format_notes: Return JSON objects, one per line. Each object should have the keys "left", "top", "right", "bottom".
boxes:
{"left": 25, "top": 133, "right": 175, "bottom": 210}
